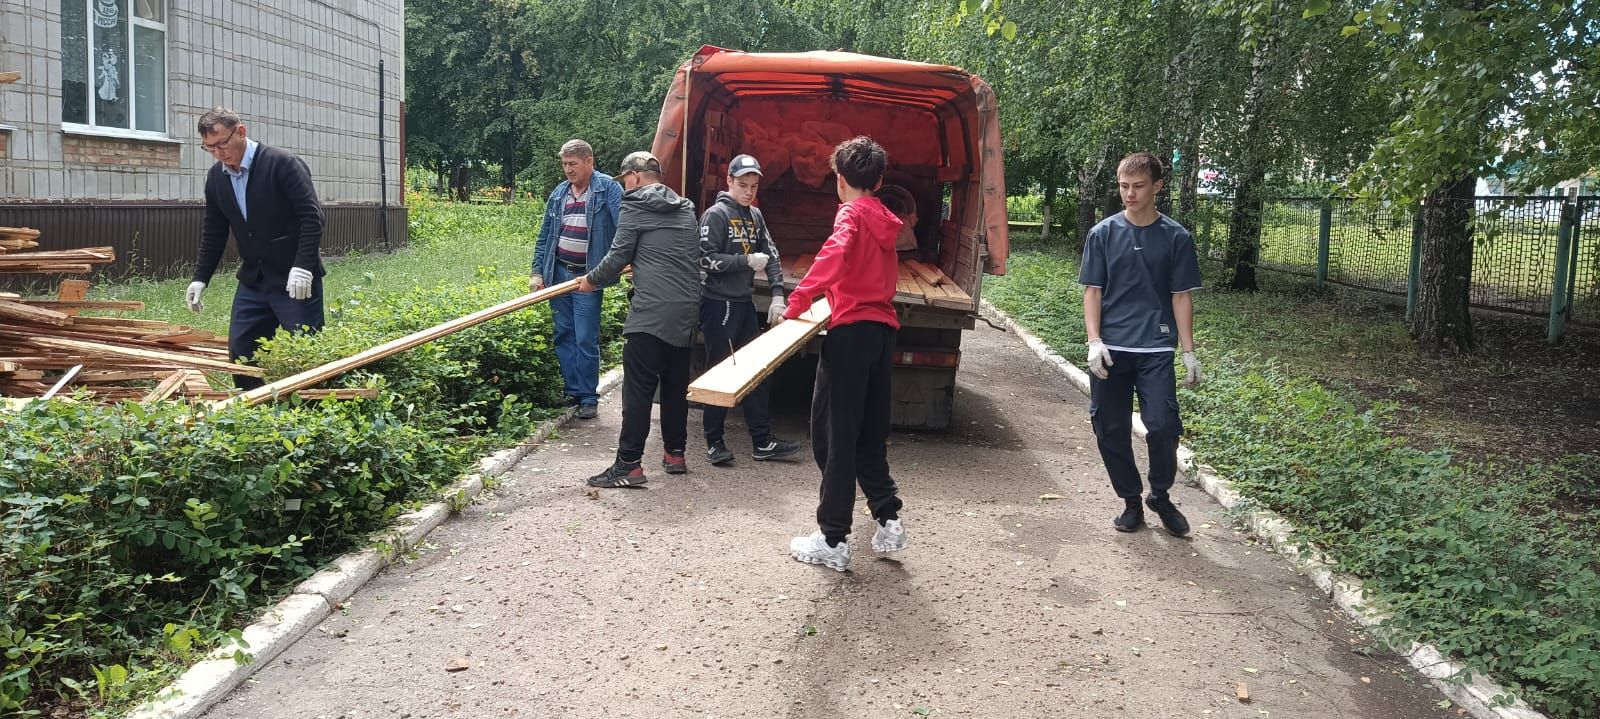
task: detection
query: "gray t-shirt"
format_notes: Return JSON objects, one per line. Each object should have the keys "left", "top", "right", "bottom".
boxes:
{"left": 1077, "top": 212, "right": 1203, "bottom": 352}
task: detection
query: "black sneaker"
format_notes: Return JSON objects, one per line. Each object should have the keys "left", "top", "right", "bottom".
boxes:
{"left": 588, "top": 461, "right": 647, "bottom": 488}
{"left": 1145, "top": 494, "right": 1191, "bottom": 537}
{"left": 752, "top": 437, "right": 801, "bottom": 461}
{"left": 575, "top": 403, "right": 599, "bottom": 420}
{"left": 705, "top": 440, "right": 734, "bottom": 466}
{"left": 563, "top": 395, "right": 581, "bottom": 407}
{"left": 662, "top": 450, "right": 687, "bottom": 475}
{"left": 1113, "top": 498, "right": 1145, "bottom": 532}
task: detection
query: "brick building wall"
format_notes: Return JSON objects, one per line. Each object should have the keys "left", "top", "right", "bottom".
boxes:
{"left": 0, "top": 0, "right": 404, "bottom": 204}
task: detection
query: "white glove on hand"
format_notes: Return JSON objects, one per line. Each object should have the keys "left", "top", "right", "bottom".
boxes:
{"left": 1086, "top": 339, "right": 1113, "bottom": 380}
{"left": 286, "top": 267, "right": 314, "bottom": 300}
{"left": 768, "top": 296, "right": 787, "bottom": 325}
{"left": 746, "top": 253, "right": 770, "bottom": 272}
{"left": 1182, "top": 350, "right": 1203, "bottom": 388}
{"left": 185, "top": 281, "right": 206, "bottom": 313}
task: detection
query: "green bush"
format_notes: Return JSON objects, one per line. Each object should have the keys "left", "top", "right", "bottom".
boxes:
{"left": 986, "top": 240, "right": 1600, "bottom": 718}
{"left": 253, "top": 266, "right": 627, "bottom": 437}
{"left": 0, "top": 397, "right": 465, "bottom": 716}
{"left": 2, "top": 199, "right": 630, "bottom": 716}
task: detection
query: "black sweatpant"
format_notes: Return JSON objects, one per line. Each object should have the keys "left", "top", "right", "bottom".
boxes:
{"left": 617, "top": 332, "right": 690, "bottom": 465}
{"left": 699, "top": 298, "right": 773, "bottom": 445}
{"left": 812, "top": 321, "right": 902, "bottom": 543}
{"left": 1087, "top": 349, "right": 1183, "bottom": 499}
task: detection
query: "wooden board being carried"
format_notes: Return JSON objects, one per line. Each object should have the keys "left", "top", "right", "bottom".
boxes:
{"left": 686, "top": 298, "right": 831, "bottom": 408}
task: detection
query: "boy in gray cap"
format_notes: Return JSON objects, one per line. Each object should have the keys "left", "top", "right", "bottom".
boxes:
{"left": 580, "top": 151, "right": 703, "bottom": 487}
{"left": 697, "top": 154, "right": 802, "bottom": 466}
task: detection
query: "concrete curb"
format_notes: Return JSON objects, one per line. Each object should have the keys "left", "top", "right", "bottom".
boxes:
{"left": 977, "top": 299, "right": 1547, "bottom": 719}
{"left": 126, "top": 367, "right": 625, "bottom": 719}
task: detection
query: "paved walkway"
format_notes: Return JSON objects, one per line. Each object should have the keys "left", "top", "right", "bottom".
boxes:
{"left": 205, "top": 325, "right": 1455, "bottom": 718}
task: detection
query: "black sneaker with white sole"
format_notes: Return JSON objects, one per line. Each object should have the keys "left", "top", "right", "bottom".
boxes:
{"left": 705, "top": 440, "right": 734, "bottom": 466}
{"left": 752, "top": 437, "right": 801, "bottom": 461}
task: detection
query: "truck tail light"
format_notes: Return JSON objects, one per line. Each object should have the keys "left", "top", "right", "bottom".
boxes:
{"left": 893, "top": 350, "right": 960, "bottom": 368}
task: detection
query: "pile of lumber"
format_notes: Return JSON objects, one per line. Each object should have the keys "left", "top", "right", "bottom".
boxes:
{"left": 898, "top": 259, "right": 972, "bottom": 310}
{"left": 765, "top": 253, "right": 973, "bottom": 311}
{"left": 0, "top": 220, "right": 269, "bottom": 402}
{"left": 0, "top": 288, "right": 253, "bottom": 401}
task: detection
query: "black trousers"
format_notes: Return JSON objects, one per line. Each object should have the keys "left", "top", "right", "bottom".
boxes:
{"left": 229, "top": 278, "right": 324, "bottom": 390}
{"left": 618, "top": 332, "right": 690, "bottom": 465}
{"left": 812, "top": 321, "right": 901, "bottom": 542}
{"left": 1088, "top": 349, "right": 1183, "bottom": 499}
{"left": 699, "top": 299, "right": 773, "bottom": 445}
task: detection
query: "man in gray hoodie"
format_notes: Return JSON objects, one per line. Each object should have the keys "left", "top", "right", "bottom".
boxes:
{"left": 579, "top": 151, "right": 703, "bottom": 488}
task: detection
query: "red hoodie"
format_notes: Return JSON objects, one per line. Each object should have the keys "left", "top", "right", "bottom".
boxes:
{"left": 784, "top": 196, "right": 904, "bottom": 329}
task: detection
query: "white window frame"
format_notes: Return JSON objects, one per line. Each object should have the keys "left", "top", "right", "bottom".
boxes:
{"left": 61, "top": 0, "right": 171, "bottom": 140}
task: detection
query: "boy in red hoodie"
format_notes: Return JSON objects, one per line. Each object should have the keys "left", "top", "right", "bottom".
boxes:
{"left": 785, "top": 136, "right": 907, "bottom": 572}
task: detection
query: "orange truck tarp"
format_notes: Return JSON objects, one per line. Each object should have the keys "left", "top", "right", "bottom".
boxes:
{"left": 651, "top": 45, "right": 1009, "bottom": 274}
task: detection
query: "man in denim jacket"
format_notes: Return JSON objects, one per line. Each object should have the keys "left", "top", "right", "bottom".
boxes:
{"left": 531, "top": 139, "right": 623, "bottom": 418}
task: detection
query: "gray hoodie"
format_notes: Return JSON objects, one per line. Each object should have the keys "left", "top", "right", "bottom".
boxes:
{"left": 698, "top": 192, "right": 785, "bottom": 302}
{"left": 586, "top": 182, "right": 701, "bottom": 347}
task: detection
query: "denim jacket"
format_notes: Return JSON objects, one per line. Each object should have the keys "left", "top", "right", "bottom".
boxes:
{"left": 531, "top": 170, "right": 623, "bottom": 286}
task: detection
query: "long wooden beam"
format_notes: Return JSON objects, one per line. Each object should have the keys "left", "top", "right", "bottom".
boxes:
{"left": 217, "top": 277, "right": 585, "bottom": 408}
{"left": 686, "top": 299, "right": 831, "bottom": 408}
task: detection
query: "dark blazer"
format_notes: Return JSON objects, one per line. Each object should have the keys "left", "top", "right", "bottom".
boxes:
{"left": 193, "top": 143, "right": 325, "bottom": 289}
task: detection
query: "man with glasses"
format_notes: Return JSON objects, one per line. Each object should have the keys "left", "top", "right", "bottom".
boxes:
{"left": 531, "top": 139, "right": 623, "bottom": 419}
{"left": 187, "top": 107, "right": 325, "bottom": 389}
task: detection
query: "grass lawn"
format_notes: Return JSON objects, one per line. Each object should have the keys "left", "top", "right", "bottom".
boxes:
{"left": 81, "top": 197, "right": 539, "bottom": 334}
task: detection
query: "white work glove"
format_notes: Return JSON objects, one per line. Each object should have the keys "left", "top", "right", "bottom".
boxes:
{"left": 530, "top": 274, "right": 545, "bottom": 292}
{"left": 768, "top": 296, "right": 787, "bottom": 325}
{"left": 185, "top": 281, "right": 206, "bottom": 313}
{"left": 1086, "top": 339, "right": 1113, "bottom": 380}
{"left": 1182, "top": 350, "right": 1203, "bottom": 388}
{"left": 286, "top": 267, "right": 314, "bottom": 300}
{"left": 746, "top": 253, "right": 770, "bottom": 272}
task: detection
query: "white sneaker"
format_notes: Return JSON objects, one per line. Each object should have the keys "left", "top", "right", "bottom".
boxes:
{"left": 790, "top": 531, "right": 850, "bottom": 572}
{"left": 871, "top": 518, "right": 908, "bottom": 553}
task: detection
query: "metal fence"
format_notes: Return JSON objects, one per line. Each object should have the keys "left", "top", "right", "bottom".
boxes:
{"left": 1188, "top": 195, "right": 1598, "bottom": 338}
{"left": 0, "top": 203, "right": 407, "bottom": 283}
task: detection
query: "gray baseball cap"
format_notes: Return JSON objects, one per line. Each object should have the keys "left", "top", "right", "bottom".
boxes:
{"left": 728, "top": 154, "right": 762, "bottom": 177}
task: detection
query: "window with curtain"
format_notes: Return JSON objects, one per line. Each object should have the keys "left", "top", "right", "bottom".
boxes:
{"left": 61, "top": 0, "right": 167, "bottom": 133}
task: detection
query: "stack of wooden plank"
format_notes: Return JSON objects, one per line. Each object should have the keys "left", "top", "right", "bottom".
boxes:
{"left": 0, "top": 225, "right": 269, "bottom": 402}
{"left": 899, "top": 259, "right": 973, "bottom": 310}
{"left": 0, "top": 295, "right": 256, "bottom": 401}
{"left": 0, "top": 226, "right": 42, "bottom": 253}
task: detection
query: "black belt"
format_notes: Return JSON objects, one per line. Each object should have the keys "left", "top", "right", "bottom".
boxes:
{"left": 559, "top": 259, "right": 587, "bottom": 273}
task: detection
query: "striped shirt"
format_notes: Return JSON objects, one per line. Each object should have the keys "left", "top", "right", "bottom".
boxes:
{"left": 556, "top": 186, "right": 590, "bottom": 266}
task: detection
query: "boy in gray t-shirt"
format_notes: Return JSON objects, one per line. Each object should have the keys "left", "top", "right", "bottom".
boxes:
{"left": 1077, "top": 152, "right": 1204, "bottom": 536}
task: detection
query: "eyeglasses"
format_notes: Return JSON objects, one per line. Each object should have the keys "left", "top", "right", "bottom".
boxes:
{"left": 200, "top": 127, "right": 238, "bottom": 153}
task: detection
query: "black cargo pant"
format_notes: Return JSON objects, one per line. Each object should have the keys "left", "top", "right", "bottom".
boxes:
{"left": 617, "top": 332, "right": 690, "bottom": 465}
{"left": 1088, "top": 349, "right": 1183, "bottom": 499}
{"left": 812, "top": 321, "right": 902, "bottom": 543}
{"left": 699, "top": 298, "right": 774, "bottom": 445}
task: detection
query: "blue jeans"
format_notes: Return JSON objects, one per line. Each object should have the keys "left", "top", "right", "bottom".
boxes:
{"left": 549, "top": 263, "right": 603, "bottom": 405}
{"left": 1088, "top": 350, "right": 1183, "bottom": 499}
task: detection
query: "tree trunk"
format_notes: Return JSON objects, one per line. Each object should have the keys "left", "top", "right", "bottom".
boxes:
{"left": 1041, "top": 155, "right": 1059, "bottom": 242}
{"left": 1177, "top": 129, "right": 1201, "bottom": 230}
{"left": 1410, "top": 174, "right": 1478, "bottom": 351}
{"left": 1075, "top": 151, "right": 1110, "bottom": 252}
{"left": 1219, "top": 5, "right": 1282, "bottom": 292}
{"left": 453, "top": 164, "right": 472, "bottom": 202}
{"left": 1224, "top": 173, "right": 1264, "bottom": 290}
